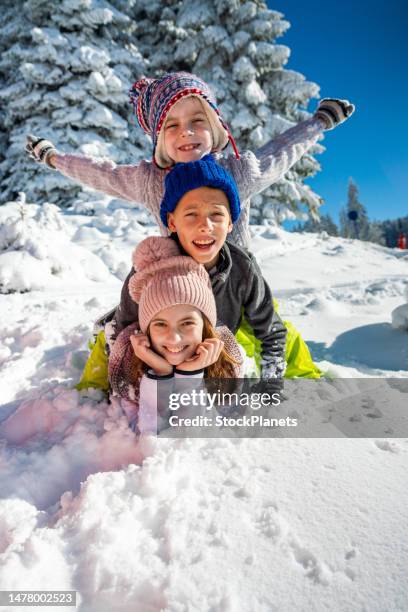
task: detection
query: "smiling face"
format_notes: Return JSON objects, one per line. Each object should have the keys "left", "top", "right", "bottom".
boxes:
{"left": 163, "top": 97, "right": 213, "bottom": 164}
{"left": 167, "top": 186, "right": 233, "bottom": 269}
{"left": 148, "top": 304, "right": 204, "bottom": 366}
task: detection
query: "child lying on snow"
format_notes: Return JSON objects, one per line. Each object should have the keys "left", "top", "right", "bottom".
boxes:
{"left": 107, "top": 156, "right": 287, "bottom": 393}
{"left": 26, "top": 71, "right": 354, "bottom": 383}
{"left": 108, "top": 235, "right": 243, "bottom": 433}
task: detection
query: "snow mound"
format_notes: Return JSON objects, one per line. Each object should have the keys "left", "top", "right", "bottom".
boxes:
{"left": 391, "top": 284, "right": 408, "bottom": 331}
{"left": 305, "top": 296, "right": 349, "bottom": 316}
{"left": 392, "top": 303, "right": 408, "bottom": 331}
{"left": 0, "top": 199, "right": 112, "bottom": 292}
{"left": 0, "top": 386, "right": 151, "bottom": 510}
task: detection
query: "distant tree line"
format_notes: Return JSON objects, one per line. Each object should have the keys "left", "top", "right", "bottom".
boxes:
{"left": 292, "top": 178, "right": 407, "bottom": 248}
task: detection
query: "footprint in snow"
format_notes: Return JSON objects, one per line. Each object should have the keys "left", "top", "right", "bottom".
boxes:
{"left": 342, "top": 546, "right": 359, "bottom": 581}
{"left": 361, "top": 397, "right": 375, "bottom": 410}
{"left": 364, "top": 407, "right": 383, "bottom": 419}
{"left": 253, "top": 505, "right": 333, "bottom": 585}
{"left": 289, "top": 538, "right": 332, "bottom": 585}
{"left": 345, "top": 547, "right": 358, "bottom": 560}
{"left": 361, "top": 397, "right": 383, "bottom": 419}
{"left": 374, "top": 440, "right": 400, "bottom": 453}
{"left": 254, "top": 504, "right": 288, "bottom": 544}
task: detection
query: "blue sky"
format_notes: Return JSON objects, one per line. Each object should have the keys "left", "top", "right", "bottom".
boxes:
{"left": 267, "top": 0, "right": 408, "bottom": 224}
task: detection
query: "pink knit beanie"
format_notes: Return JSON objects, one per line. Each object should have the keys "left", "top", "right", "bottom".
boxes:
{"left": 129, "top": 237, "right": 217, "bottom": 332}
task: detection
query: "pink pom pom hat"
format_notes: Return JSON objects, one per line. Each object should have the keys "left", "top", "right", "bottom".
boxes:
{"left": 129, "top": 236, "right": 217, "bottom": 332}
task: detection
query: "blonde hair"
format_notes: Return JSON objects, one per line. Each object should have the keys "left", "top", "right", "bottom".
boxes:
{"left": 156, "top": 95, "right": 228, "bottom": 167}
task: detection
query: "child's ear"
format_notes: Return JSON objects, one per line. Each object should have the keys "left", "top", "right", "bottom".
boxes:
{"left": 227, "top": 219, "right": 233, "bottom": 234}
{"left": 168, "top": 213, "right": 176, "bottom": 232}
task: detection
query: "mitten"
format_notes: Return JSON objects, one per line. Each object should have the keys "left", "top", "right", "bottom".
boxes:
{"left": 315, "top": 98, "right": 355, "bottom": 130}
{"left": 26, "top": 134, "right": 57, "bottom": 167}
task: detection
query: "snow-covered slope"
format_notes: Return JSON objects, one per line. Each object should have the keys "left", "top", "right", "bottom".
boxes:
{"left": 1, "top": 196, "right": 407, "bottom": 612}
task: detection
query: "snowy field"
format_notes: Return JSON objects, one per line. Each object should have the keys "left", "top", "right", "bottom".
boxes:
{"left": 1, "top": 195, "right": 408, "bottom": 612}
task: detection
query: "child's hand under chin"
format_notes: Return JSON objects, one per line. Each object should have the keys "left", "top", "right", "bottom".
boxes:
{"left": 130, "top": 332, "right": 173, "bottom": 376}
{"left": 177, "top": 338, "right": 224, "bottom": 372}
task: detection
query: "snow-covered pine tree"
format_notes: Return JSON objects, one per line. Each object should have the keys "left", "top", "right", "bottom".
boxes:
{"left": 122, "top": 0, "right": 325, "bottom": 222}
{"left": 366, "top": 221, "right": 386, "bottom": 246}
{"left": 378, "top": 216, "right": 408, "bottom": 248}
{"left": 0, "top": 0, "right": 147, "bottom": 206}
{"left": 339, "top": 178, "right": 372, "bottom": 241}
{"left": 1, "top": 0, "right": 326, "bottom": 222}
{"left": 293, "top": 212, "right": 339, "bottom": 236}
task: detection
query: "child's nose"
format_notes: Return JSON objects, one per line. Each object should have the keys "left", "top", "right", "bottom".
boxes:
{"left": 166, "top": 328, "right": 182, "bottom": 342}
{"left": 181, "top": 123, "right": 195, "bottom": 136}
{"left": 199, "top": 217, "right": 214, "bottom": 230}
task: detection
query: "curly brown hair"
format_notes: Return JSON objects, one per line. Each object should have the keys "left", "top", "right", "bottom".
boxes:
{"left": 129, "top": 314, "right": 239, "bottom": 384}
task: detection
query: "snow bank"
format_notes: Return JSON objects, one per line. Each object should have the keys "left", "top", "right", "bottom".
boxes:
{"left": 391, "top": 285, "right": 408, "bottom": 331}
{"left": 1, "top": 396, "right": 408, "bottom": 611}
{"left": 392, "top": 303, "right": 408, "bottom": 331}
{"left": 0, "top": 387, "right": 148, "bottom": 508}
{"left": 0, "top": 199, "right": 112, "bottom": 292}
{"left": 1, "top": 197, "right": 408, "bottom": 611}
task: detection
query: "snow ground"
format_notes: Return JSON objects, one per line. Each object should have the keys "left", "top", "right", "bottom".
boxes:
{"left": 1, "top": 197, "right": 408, "bottom": 612}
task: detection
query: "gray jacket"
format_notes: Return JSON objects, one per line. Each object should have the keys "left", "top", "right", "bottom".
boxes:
{"left": 112, "top": 238, "right": 287, "bottom": 378}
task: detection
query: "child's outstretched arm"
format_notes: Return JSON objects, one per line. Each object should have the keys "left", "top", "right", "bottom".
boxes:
{"left": 221, "top": 98, "right": 354, "bottom": 221}
{"left": 25, "top": 134, "right": 158, "bottom": 212}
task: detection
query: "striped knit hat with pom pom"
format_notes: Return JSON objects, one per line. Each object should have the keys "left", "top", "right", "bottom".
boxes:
{"left": 128, "top": 236, "right": 217, "bottom": 332}
{"left": 128, "top": 72, "right": 239, "bottom": 168}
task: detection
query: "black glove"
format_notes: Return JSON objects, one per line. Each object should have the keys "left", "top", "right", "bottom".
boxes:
{"left": 26, "top": 134, "right": 57, "bottom": 167}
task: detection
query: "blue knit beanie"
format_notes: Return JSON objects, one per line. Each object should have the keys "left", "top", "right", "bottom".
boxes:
{"left": 160, "top": 154, "right": 241, "bottom": 227}
{"left": 129, "top": 72, "right": 239, "bottom": 168}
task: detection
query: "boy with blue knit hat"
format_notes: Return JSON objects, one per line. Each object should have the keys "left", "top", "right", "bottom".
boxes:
{"left": 159, "top": 153, "right": 241, "bottom": 224}
{"left": 111, "top": 155, "right": 287, "bottom": 382}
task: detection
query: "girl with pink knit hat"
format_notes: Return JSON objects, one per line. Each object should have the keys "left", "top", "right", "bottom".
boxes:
{"left": 108, "top": 235, "right": 243, "bottom": 434}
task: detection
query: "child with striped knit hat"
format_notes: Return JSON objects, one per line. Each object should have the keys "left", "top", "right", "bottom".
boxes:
{"left": 27, "top": 71, "right": 354, "bottom": 249}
